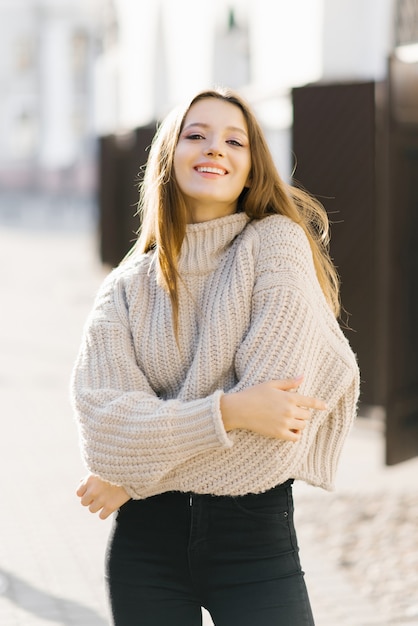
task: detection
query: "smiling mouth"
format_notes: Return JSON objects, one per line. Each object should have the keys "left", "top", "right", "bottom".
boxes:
{"left": 195, "top": 166, "right": 227, "bottom": 175}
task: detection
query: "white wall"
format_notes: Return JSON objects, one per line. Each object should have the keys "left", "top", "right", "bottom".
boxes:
{"left": 245, "top": 0, "right": 324, "bottom": 178}
{"left": 108, "top": 0, "right": 217, "bottom": 131}
{"left": 322, "top": 0, "right": 395, "bottom": 81}
{"left": 39, "top": 14, "right": 76, "bottom": 168}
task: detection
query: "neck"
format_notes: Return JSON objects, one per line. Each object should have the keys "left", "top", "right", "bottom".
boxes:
{"left": 187, "top": 202, "right": 238, "bottom": 224}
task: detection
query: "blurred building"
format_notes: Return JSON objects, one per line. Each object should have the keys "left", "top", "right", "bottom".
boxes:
{"left": 0, "top": 0, "right": 98, "bottom": 195}
{"left": 91, "top": 0, "right": 398, "bottom": 179}
{"left": 0, "top": 0, "right": 406, "bottom": 192}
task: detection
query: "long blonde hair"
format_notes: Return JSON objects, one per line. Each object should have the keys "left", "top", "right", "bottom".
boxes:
{"left": 127, "top": 87, "right": 340, "bottom": 335}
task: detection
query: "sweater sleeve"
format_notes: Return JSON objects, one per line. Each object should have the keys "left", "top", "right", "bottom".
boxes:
{"left": 70, "top": 269, "right": 232, "bottom": 499}
{"left": 231, "top": 216, "right": 360, "bottom": 489}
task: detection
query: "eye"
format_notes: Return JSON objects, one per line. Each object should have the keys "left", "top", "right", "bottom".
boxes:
{"left": 227, "top": 139, "right": 244, "bottom": 147}
{"left": 185, "top": 133, "right": 204, "bottom": 140}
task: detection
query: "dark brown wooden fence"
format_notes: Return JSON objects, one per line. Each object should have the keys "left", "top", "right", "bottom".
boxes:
{"left": 98, "top": 124, "right": 156, "bottom": 268}
{"left": 292, "top": 57, "right": 418, "bottom": 465}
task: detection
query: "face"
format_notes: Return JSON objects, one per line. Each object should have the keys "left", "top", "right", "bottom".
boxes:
{"left": 173, "top": 98, "right": 251, "bottom": 223}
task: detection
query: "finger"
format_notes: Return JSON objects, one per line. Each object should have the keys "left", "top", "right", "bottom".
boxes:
{"left": 292, "top": 416, "right": 309, "bottom": 432}
{"left": 272, "top": 375, "right": 304, "bottom": 392}
{"left": 76, "top": 482, "right": 87, "bottom": 497}
{"left": 89, "top": 501, "right": 103, "bottom": 514}
{"left": 99, "top": 507, "right": 113, "bottom": 520}
{"left": 80, "top": 493, "right": 94, "bottom": 507}
{"left": 289, "top": 405, "right": 313, "bottom": 420}
{"left": 293, "top": 394, "right": 327, "bottom": 411}
{"left": 281, "top": 403, "right": 312, "bottom": 423}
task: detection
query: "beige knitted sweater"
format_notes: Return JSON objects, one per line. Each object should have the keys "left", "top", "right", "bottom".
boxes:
{"left": 71, "top": 212, "right": 359, "bottom": 499}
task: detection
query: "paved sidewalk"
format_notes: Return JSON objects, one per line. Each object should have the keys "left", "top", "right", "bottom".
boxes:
{"left": 294, "top": 418, "right": 418, "bottom": 626}
{"left": 0, "top": 213, "right": 417, "bottom": 625}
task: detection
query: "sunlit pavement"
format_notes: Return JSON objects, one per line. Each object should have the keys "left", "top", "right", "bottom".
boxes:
{"left": 0, "top": 203, "right": 417, "bottom": 626}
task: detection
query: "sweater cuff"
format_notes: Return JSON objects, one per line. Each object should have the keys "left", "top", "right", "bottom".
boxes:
{"left": 212, "top": 390, "right": 234, "bottom": 449}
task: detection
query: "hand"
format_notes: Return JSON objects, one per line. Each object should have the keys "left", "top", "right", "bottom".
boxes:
{"left": 76, "top": 474, "right": 131, "bottom": 520}
{"left": 221, "top": 376, "right": 327, "bottom": 442}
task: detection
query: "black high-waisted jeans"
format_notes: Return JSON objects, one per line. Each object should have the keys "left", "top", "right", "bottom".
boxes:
{"left": 105, "top": 479, "right": 315, "bottom": 625}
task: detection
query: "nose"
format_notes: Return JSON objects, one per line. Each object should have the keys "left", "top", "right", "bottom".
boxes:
{"left": 204, "top": 141, "right": 223, "bottom": 157}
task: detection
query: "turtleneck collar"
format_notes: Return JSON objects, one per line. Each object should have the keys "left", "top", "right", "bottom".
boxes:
{"left": 178, "top": 212, "right": 250, "bottom": 274}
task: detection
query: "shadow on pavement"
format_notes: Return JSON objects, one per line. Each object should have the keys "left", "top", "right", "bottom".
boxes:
{"left": 0, "top": 568, "right": 107, "bottom": 625}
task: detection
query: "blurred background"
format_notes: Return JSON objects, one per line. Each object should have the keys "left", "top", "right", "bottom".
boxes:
{"left": 0, "top": 0, "right": 396, "bottom": 196}
{"left": 0, "top": 1, "right": 417, "bottom": 625}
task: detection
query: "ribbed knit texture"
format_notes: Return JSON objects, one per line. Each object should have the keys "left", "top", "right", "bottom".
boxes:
{"left": 71, "top": 213, "right": 360, "bottom": 499}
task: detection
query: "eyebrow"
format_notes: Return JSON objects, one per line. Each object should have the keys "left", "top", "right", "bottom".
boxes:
{"left": 183, "top": 122, "right": 248, "bottom": 137}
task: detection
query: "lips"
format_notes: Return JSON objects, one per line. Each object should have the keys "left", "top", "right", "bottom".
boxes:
{"left": 195, "top": 165, "right": 227, "bottom": 176}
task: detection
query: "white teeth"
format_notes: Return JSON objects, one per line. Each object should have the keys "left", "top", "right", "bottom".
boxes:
{"left": 196, "top": 166, "right": 226, "bottom": 175}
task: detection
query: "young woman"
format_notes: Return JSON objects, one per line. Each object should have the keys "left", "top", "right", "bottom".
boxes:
{"left": 72, "top": 88, "right": 359, "bottom": 625}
